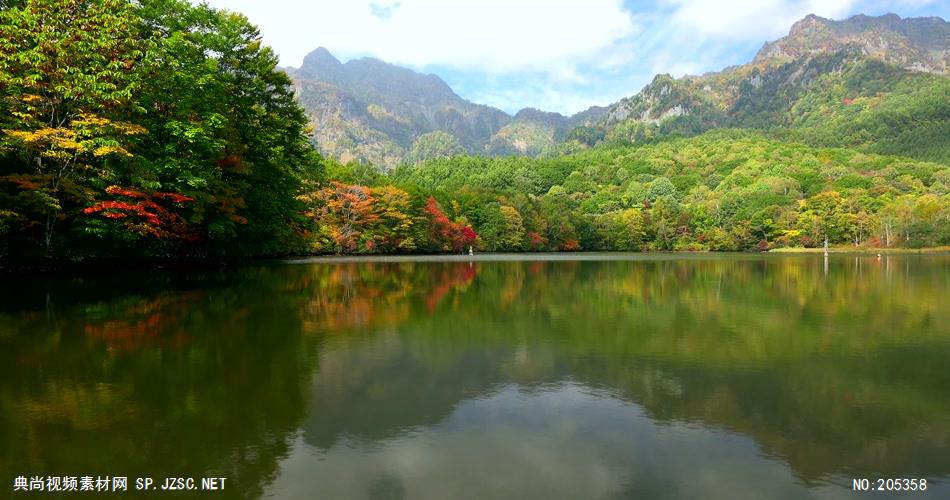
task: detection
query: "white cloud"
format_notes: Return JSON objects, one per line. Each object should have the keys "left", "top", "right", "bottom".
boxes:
{"left": 666, "top": 0, "right": 858, "bottom": 41}
{"left": 199, "top": 0, "right": 638, "bottom": 73}
{"left": 195, "top": 0, "right": 945, "bottom": 114}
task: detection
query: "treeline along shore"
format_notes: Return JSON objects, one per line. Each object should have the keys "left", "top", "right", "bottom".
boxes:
{"left": 1, "top": 1, "right": 947, "bottom": 269}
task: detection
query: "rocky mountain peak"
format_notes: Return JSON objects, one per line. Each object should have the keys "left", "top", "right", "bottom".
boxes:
{"left": 298, "top": 47, "right": 343, "bottom": 81}
{"left": 755, "top": 13, "right": 949, "bottom": 73}
{"left": 303, "top": 47, "right": 340, "bottom": 67}
{"left": 788, "top": 13, "right": 829, "bottom": 37}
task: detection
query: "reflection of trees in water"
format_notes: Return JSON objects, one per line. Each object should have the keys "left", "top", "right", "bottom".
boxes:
{"left": 294, "top": 262, "right": 482, "bottom": 332}
{"left": 81, "top": 291, "right": 207, "bottom": 352}
{"left": 0, "top": 267, "right": 320, "bottom": 499}
{"left": 0, "top": 256, "right": 947, "bottom": 492}
{"left": 290, "top": 256, "right": 950, "bottom": 482}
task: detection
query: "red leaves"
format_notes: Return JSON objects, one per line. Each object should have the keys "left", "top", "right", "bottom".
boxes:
{"left": 84, "top": 199, "right": 163, "bottom": 226}
{"left": 528, "top": 231, "right": 547, "bottom": 249}
{"left": 82, "top": 186, "right": 195, "bottom": 239}
{"left": 105, "top": 186, "right": 147, "bottom": 198}
{"left": 460, "top": 226, "right": 477, "bottom": 243}
{"left": 83, "top": 200, "right": 137, "bottom": 213}
{"left": 425, "top": 263, "right": 479, "bottom": 312}
{"left": 153, "top": 192, "right": 194, "bottom": 203}
{"left": 425, "top": 197, "right": 477, "bottom": 252}
{"left": 424, "top": 197, "right": 451, "bottom": 225}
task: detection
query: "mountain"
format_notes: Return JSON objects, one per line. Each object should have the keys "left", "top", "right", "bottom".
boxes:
{"left": 290, "top": 13, "right": 948, "bottom": 167}
{"left": 755, "top": 13, "right": 949, "bottom": 73}
{"left": 584, "top": 13, "right": 950, "bottom": 163}
{"left": 288, "top": 49, "right": 588, "bottom": 167}
{"left": 287, "top": 49, "right": 606, "bottom": 167}
{"left": 287, "top": 48, "right": 508, "bottom": 168}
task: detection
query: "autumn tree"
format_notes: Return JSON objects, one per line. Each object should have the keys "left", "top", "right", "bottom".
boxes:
{"left": 425, "top": 197, "right": 477, "bottom": 253}
{"left": 298, "top": 182, "right": 377, "bottom": 253}
{"left": 0, "top": 0, "right": 146, "bottom": 256}
{"left": 372, "top": 185, "right": 415, "bottom": 251}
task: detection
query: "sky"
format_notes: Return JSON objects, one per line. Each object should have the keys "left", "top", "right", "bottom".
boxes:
{"left": 197, "top": 0, "right": 949, "bottom": 115}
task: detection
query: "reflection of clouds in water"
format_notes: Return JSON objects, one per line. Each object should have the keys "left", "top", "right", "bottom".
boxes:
{"left": 265, "top": 383, "right": 858, "bottom": 499}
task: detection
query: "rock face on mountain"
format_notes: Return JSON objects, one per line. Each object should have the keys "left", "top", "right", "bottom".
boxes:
{"left": 287, "top": 48, "right": 510, "bottom": 167}
{"left": 288, "top": 49, "right": 607, "bottom": 167}
{"left": 755, "top": 13, "right": 949, "bottom": 74}
{"left": 289, "top": 13, "right": 947, "bottom": 166}
{"left": 289, "top": 49, "right": 578, "bottom": 167}
{"left": 601, "top": 74, "right": 723, "bottom": 126}
{"left": 588, "top": 13, "right": 949, "bottom": 149}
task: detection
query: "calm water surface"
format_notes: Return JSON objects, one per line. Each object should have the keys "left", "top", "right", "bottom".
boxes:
{"left": 1, "top": 254, "right": 949, "bottom": 499}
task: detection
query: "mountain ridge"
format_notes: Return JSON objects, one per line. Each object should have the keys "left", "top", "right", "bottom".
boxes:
{"left": 288, "top": 12, "right": 948, "bottom": 167}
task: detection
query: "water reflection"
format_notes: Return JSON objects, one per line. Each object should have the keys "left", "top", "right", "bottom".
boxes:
{"left": 274, "top": 383, "right": 849, "bottom": 500}
{"left": 0, "top": 255, "right": 948, "bottom": 498}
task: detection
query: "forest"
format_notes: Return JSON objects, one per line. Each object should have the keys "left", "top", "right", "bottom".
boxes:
{"left": 0, "top": 0, "right": 947, "bottom": 264}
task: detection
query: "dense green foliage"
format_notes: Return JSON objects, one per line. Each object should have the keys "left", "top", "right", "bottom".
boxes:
{"left": 409, "top": 131, "right": 466, "bottom": 163}
{"left": 1, "top": 3, "right": 947, "bottom": 261}
{"left": 781, "top": 64, "right": 950, "bottom": 163}
{"left": 0, "top": 0, "right": 323, "bottom": 262}
{"left": 363, "top": 131, "right": 945, "bottom": 252}
{"left": 586, "top": 56, "right": 950, "bottom": 165}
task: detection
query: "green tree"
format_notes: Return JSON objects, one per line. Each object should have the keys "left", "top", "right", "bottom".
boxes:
{"left": 410, "top": 131, "right": 465, "bottom": 164}
{"left": 132, "top": 0, "right": 322, "bottom": 256}
{"left": 0, "top": 0, "right": 145, "bottom": 256}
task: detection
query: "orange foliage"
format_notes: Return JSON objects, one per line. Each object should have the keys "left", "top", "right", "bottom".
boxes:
{"left": 561, "top": 239, "right": 581, "bottom": 251}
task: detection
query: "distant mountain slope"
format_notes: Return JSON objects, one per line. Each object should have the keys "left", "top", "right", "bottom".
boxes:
{"left": 287, "top": 48, "right": 509, "bottom": 167}
{"left": 289, "top": 13, "right": 948, "bottom": 167}
{"left": 755, "top": 13, "right": 949, "bottom": 73}
{"left": 287, "top": 49, "right": 606, "bottom": 167}
{"left": 581, "top": 13, "right": 950, "bottom": 163}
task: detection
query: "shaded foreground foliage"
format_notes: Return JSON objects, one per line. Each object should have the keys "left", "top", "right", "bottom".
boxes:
{"left": 0, "top": 0, "right": 323, "bottom": 262}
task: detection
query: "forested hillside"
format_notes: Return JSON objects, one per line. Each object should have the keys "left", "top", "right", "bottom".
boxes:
{"left": 304, "top": 131, "right": 947, "bottom": 253}
{"left": 0, "top": 2, "right": 947, "bottom": 263}
{"left": 577, "top": 15, "right": 950, "bottom": 163}
{"left": 290, "top": 13, "right": 948, "bottom": 255}
{"left": 290, "top": 13, "right": 949, "bottom": 168}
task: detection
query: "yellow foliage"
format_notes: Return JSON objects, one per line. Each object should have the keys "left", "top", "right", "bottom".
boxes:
{"left": 93, "top": 145, "right": 132, "bottom": 157}
{"left": 72, "top": 114, "right": 147, "bottom": 136}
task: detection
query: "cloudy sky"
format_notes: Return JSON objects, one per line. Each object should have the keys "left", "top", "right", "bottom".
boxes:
{"left": 198, "top": 0, "right": 949, "bottom": 115}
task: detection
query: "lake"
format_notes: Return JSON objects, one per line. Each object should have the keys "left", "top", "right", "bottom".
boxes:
{"left": 1, "top": 254, "right": 948, "bottom": 499}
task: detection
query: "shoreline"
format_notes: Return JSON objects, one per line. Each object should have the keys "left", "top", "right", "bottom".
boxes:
{"left": 4, "top": 248, "right": 948, "bottom": 274}
{"left": 768, "top": 246, "right": 950, "bottom": 254}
